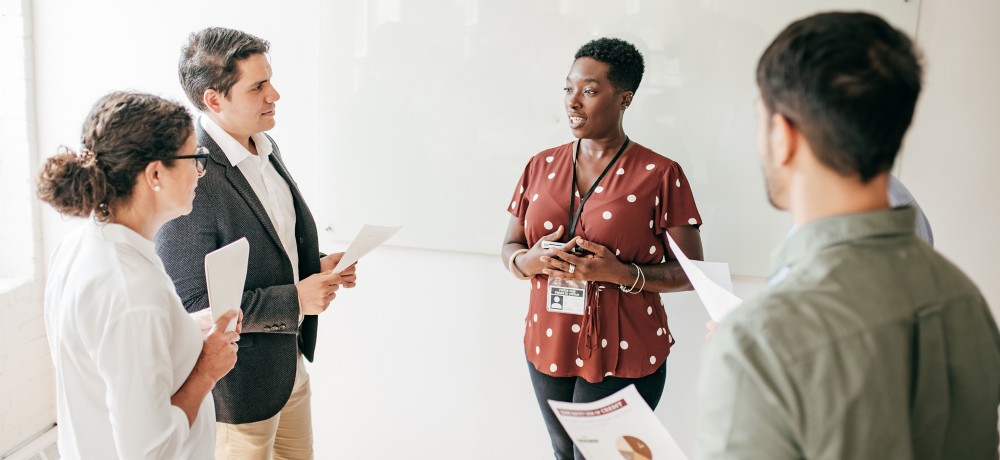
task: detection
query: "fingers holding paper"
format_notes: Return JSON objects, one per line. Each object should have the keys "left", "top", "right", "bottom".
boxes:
{"left": 321, "top": 251, "right": 358, "bottom": 288}
{"left": 297, "top": 271, "right": 342, "bottom": 315}
{"left": 196, "top": 310, "right": 240, "bottom": 382}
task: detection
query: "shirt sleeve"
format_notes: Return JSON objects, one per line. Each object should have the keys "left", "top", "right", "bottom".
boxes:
{"left": 697, "top": 321, "right": 800, "bottom": 460}
{"left": 94, "top": 307, "right": 193, "bottom": 460}
{"left": 507, "top": 160, "right": 533, "bottom": 224}
{"left": 656, "top": 162, "right": 702, "bottom": 233}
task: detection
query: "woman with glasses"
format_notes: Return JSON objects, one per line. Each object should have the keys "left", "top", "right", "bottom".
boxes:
{"left": 38, "top": 91, "right": 239, "bottom": 459}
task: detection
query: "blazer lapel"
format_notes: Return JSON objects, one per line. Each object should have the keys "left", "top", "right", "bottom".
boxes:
{"left": 197, "top": 125, "right": 287, "bottom": 256}
{"left": 264, "top": 135, "right": 309, "bottom": 219}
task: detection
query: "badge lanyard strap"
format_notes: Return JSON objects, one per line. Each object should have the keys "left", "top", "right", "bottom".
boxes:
{"left": 566, "top": 137, "right": 630, "bottom": 241}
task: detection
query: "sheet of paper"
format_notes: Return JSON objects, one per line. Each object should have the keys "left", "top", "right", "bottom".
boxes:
{"left": 332, "top": 224, "right": 402, "bottom": 273}
{"left": 204, "top": 237, "right": 249, "bottom": 332}
{"left": 666, "top": 233, "right": 742, "bottom": 321}
{"left": 549, "top": 384, "right": 689, "bottom": 460}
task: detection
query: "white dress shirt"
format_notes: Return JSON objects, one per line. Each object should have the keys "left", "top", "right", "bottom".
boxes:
{"left": 200, "top": 116, "right": 300, "bottom": 283}
{"left": 44, "top": 221, "right": 214, "bottom": 459}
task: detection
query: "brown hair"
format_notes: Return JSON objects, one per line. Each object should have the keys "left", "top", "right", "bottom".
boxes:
{"left": 178, "top": 27, "right": 270, "bottom": 111}
{"left": 37, "top": 91, "right": 193, "bottom": 222}
{"left": 757, "top": 12, "right": 922, "bottom": 182}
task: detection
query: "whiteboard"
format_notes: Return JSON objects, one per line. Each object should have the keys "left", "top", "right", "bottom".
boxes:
{"left": 314, "top": 0, "right": 920, "bottom": 277}
{"left": 31, "top": 0, "right": 920, "bottom": 278}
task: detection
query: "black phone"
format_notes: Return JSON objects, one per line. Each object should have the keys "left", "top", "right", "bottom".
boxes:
{"left": 542, "top": 240, "right": 592, "bottom": 256}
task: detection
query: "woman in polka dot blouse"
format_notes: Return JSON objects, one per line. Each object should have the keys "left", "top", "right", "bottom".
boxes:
{"left": 501, "top": 38, "right": 704, "bottom": 459}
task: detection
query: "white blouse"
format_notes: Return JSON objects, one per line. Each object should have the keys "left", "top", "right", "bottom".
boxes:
{"left": 44, "top": 221, "right": 214, "bottom": 459}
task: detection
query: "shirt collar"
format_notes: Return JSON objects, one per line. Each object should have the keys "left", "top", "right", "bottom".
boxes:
{"left": 95, "top": 221, "right": 161, "bottom": 266}
{"left": 771, "top": 207, "right": 917, "bottom": 274}
{"left": 199, "top": 115, "right": 274, "bottom": 167}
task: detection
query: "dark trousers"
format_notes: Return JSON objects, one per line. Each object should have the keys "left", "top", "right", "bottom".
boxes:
{"left": 527, "top": 360, "right": 668, "bottom": 460}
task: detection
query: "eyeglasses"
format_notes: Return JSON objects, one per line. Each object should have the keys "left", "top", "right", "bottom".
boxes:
{"left": 174, "top": 146, "right": 210, "bottom": 175}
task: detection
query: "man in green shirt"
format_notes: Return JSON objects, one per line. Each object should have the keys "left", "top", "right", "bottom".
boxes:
{"left": 698, "top": 12, "right": 1000, "bottom": 459}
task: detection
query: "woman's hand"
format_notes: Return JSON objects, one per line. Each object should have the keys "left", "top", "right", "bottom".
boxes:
{"left": 541, "top": 237, "right": 631, "bottom": 284}
{"left": 194, "top": 310, "right": 240, "bottom": 384}
{"left": 510, "top": 225, "right": 566, "bottom": 277}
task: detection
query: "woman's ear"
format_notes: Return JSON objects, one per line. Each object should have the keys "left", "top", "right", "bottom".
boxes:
{"left": 143, "top": 161, "right": 162, "bottom": 192}
{"left": 620, "top": 91, "right": 634, "bottom": 110}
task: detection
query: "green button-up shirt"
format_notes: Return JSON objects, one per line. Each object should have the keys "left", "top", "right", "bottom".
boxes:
{"left": 698, "top": 207, "right": 1000, "bottom": 459}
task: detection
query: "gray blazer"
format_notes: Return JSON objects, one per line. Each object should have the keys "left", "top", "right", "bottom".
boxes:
{"left": 155, "top": 124, "right": 320, "bottom": 424}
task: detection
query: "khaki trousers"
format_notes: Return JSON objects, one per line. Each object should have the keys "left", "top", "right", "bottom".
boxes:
{"left": 215, "top": 353, "right": 313, "bottom": 460}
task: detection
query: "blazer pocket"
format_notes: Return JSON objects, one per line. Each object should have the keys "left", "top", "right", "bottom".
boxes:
{"left": 236, "top": 334, "right": 255, "bottom": 348}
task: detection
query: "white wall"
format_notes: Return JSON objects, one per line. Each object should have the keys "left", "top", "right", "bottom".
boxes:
{"left": 898, "top": 0, "right": 1000, "bottom": 317}
{"left": 0, "top": 0, "right": 54, "bottom": 455}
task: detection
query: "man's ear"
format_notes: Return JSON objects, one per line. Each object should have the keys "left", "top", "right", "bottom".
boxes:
{"left": 202, "top": 88, "right": 223, "bottom": 114}
{"left": 770, "top": 112, "right": 798, "bottom": 167}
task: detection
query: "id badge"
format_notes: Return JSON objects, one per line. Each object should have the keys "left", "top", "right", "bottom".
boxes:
{"left": 547, "top": 278, "right": 588, "bottom": 315}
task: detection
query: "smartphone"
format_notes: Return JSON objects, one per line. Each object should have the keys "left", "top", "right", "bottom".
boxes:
{"left": 541, "top": 240, "right": 592, "bottom": 255}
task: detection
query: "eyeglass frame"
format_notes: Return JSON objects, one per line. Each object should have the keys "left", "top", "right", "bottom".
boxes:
{"left": 173, "top": 146, "right": 210, "bottom": 175}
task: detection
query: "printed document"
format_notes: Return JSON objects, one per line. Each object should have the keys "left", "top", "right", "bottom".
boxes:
{"left": 332, "top": 225, "right": 402, "bottom": 273}
{"left": 549, "top": 385, "right": 688, "bottom": 460}
{"left": 665, "top": 233, "right": 742, "bottom": 321}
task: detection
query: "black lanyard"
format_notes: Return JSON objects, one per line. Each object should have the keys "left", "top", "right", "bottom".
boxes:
{"left": 566, "top": 137, "right": 630, "bottom": 241}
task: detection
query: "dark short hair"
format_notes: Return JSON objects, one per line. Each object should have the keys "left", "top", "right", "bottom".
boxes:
{"left": 757, "top": 12, "right": 922, "bottom": 182}
{"left": 37, "top": 91, "right": 193, "bottom": 222}
{"left": 574, "top": 38, "right": 645, "bottom": 93}
{"left": 178, "top": 27, "right": 270, "bottom": 111}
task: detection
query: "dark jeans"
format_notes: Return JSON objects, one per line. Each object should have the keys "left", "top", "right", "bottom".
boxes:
{"left": 527, "top": 360, "right": 668, "bottom": 460}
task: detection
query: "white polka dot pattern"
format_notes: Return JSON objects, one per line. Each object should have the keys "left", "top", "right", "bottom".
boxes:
{"left": 509, "top": 142, "right": 701, "bottom": 382}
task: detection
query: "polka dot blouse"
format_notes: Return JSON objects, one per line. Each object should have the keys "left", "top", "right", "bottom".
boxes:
{"left": 508, "top": 141, "right": 702, "bottom": 382}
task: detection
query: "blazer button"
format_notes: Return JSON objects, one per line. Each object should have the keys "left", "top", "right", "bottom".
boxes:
{"left": 280, "top": 323, "right": 287, "bottom": 330}
{"left": 265, "top": 325, "right": 272, "bottom": 331}
{"left": 298, "top": 237, "right": 304, "bottom": 244}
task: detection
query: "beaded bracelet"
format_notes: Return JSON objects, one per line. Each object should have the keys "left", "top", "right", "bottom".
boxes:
{"left": 508, "top": 248, "right": 531, "bottom": 280}
{"left": 620, "top": 263, "right": 646, "bottom": 294}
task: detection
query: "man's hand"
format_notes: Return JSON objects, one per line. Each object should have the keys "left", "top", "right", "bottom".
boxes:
{"left": 705, "top": 320, "right": 718, "bottom": 341}
{"left": 296, "top": 271, "right": 342, "bottom": 315}
{"left": 320, "top": 252, "right": 358, "bottom": 288}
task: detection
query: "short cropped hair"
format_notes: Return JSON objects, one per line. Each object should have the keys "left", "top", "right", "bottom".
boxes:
{"left": 178, "top": 27, "right": 270, "bottom": 111}
{"left": 574, "top": 38, "right": 645, "bottom": 94}
{"left": 756, "top": 12, "right": 922, "bottom": 182}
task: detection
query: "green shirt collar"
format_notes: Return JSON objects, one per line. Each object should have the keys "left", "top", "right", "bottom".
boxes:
{"left": 772, "top": 207, "right": 917, "bottom": 274}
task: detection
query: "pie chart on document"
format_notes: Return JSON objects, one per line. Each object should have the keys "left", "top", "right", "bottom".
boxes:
{"left": 616, "top": 435, "right": 653, "bottom": 460}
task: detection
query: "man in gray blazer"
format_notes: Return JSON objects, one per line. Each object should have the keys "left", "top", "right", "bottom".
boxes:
{"left": 156, "top": 27, "right": 356, "bottom": 459}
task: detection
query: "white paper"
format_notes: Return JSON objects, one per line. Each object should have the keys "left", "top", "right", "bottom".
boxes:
{"left": 665, "top": 233, "right": 742, "bottom": 321}
{"left": 204, "top": 237, "right": 249, "bottom": 332}
{"left": 331, "top": 224, "right": 402, "bottom": 273}
{"left": 549, "top": 385, "right": 689, "bottom": 460}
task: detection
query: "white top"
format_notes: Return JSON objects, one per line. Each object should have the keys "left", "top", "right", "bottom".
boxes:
{"left": 201, "top": 115, "right": 299, "bottom": 282}
{"left": 44, "top": 221, "right": 215, "bottom": 459}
